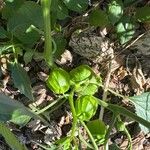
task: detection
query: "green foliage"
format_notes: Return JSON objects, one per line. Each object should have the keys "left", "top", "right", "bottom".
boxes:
{"left": 46, "top": 68, "right": 70, "bottom": 94}
{"left": 0, "top": 45, "right": 12, "bottom": 55}
{"left": 23, "top": 49, "right": 34, "bottom": 65}
{"left": 135, "top": 6, "right": 150, "bottom": 22}
{"left": 87, "top": 119, "right": 106, "bottom": 141}
{"left": 55, "top": 137, "right": 71, "bottom": 149}
{"left": 53, "top": 34, "right": 67, "bottom": 59}
{"left": 0, "top": 94, "right": 33, "bottom": 124}
{"left": 108, "top": 0, "right": 123, "bottom": 25}
{"left": 63, "top": 0, "right": 88, "bottom": 13}
{"left": 1, "top": 0, "right": 150, "bottom": 149}
{"left": 0, "top": 27, "right": 7, "bottom": 39}
{"left": 2, "top": 0, "right": 25, "bottom": 19}
{"left": 75, "top": 95, "right": 98, "bottom": 121}
{"left": 0, "top": 122, "right": 27, "bottom": 150}
{"left": 6, "top": 1, "right": 43, "bottom": 46}
{"left": 130, "top": 92, "right": 150, "bottom": 133}
{"left": 11, "top": 109, "right": 31, "bottom": 126}
{"left": 89, "top": 9, "right": 109, "bottom": 27}
{"left": 116, "top": 120, "right": 125, "bottom": 131}
{"left": 116, "top": 16, "right": 135, "bottom": 44}
{"left": 51, "top": 0, "right": 69, "bottom": 20}
{"left": 10, "top": 62, "right": 34, "bottom": 101}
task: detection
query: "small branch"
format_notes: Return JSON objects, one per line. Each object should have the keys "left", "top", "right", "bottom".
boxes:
{"left": 99, "top": 56, "right": 113, "bottom": 120}
{"left": 68, "top": 89, "right": 77, "bottom": 139}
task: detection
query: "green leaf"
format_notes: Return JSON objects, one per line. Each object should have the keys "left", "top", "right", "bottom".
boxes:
{"left": 2, "top": 0, "right": 25, "bottom": 19}
{"left": 0, "top": 27, "right": 7, "bottom": 38}
{"left": 0, "top": 94, "right": 33, "bottom": 123}
{"left": 53, "top": 35, "right": 67, "bottom": 59}
{"left": 10, "top": 62, "right": 34, "bottom": 101}
{"left": 108, "top": 0, "right": 123, "bottom": 25}
{"left": 87, "top": 119, "right": 106, "bottom": 140}
{"left": 7, "top": 1, "right": 43, "bottom": 46}
{"left": 75, "top": 95, "right": 98, "bottom": 121}
{"left": 0, "top": 122, "right": 27, "bottom": 150}
{"left": 135, "top": 6, "right": 150, "bottom": 22}
{"left": 46, "top": 68, "right": 70, "bottom": 94}
{"left": 23, "top": 50, "right": 34, "bottom": 65}
{"left": 109, "top": 143, "right": 120, "bottom": 150}
{"left": 130, "top": 92, "right": 150, "bottom": 133}
{"left": 70, "top": 65, "right": 92, "bottom": 83}
{"left": 11, "top": 109, "right": 31, "bottom": 126}
{"left": 55, "top": 137, "right": 71, "bottom": 149}
{"left": 63, "top": 0, "right": 88, "bottom": 12}
{"left": 0, "top": 45, "right": 12, "bottom": 55}
{"left": 89, "top": 9, "right": 109, "bottom": 27}
{"left": 123, "top": 0, "right": 136, "bottom": 7}
{"left": 116, "top": 120, "right": 125, "bottom": 131}
{"left": 116, "top": 16, "right": 135, "bottom": 44}
{"left": 57, "top": 0, "right": 69, "bottom": 20}
{"left": 95, "top": 97, "right": 150, "bottom": 130}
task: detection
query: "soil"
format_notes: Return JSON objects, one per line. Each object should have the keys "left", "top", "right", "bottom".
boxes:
{"left": 0, "top": 0, "right": 150, "bottom": 150}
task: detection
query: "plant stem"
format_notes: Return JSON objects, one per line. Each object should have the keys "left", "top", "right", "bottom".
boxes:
{"left": 78, "top": 131, "right": 94, "bottom": 149}
{"left": 96, "top": 98, "right": 150, "bottom": 129}
{"left": 80, "top": 121, "right": 99, "bottom": 150}
{"left": 12, "top": 45, "right": 18, "bottom": 63}
{"left": 68, "top": 89, "right": 77, "bottom": 139}
{"left": 104, "top": 113, "right": 118, "bottom": 144}
{"left": 41, "top": 0, "right": 53, "bottom": 67}
{"left": 36, "top": 96, "right": 67, "bottom": 114}
{"left": 124, "top": 127, "right": 132, "bottom": 150}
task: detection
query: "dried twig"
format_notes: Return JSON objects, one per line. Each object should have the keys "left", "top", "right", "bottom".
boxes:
{"left": 99, "top": 55, "right": 113, "bottom": 120}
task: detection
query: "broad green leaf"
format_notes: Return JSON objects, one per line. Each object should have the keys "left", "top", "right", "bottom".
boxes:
{"left": 87, "top": 119, "right": 106, "bottom": 140}
{"left": 108, "top": 0, "right": 123, "bottom": 25}
{"left": 57, "top": 0, "right": 69, "bottom": 20}
{"left": 10, "top": 62, "right": 34, "bottom": 101}
{"left": 0, "top": 94, "right": 33, "bottom": 123}
{"left": 63, "top": 0, "right": 88, "bottom": 12}
{"left": 0, "top": 123, "right": 27, "bottom": 150}
{"left": 23, "top": 50, "right": 34, "bottom": 65}
{"left": 95, "top": 98, "right": 150, "bottom": 131}
{"left": 11, "top": 109, "right": 31, "bottom": 126}
{"left": 75, "top": 95, "right": 98, "bottom": 121}
{"left": 0, "top": 26, "right": 7, "bottom": 38}
{"left": 7, "top": 1, "right": 43, "bottom": 46}
{"left": 70, "top": 65, "right": 92, "bottom": 83}
{"left": 130, "top": 92, "right": 150, "bottom": 133}
{"left": 46, "top": 68, "right": 70, "bottom": 94}
{"left": 116, "top": 16, "right": 135, "bottom": 44}
{"left": 53, "top": 35, "right": 67, "bottom": 59}
{"left": 135, "top": 6, "right": 150, "bottom": 22}
{"left": 2, "top": 0, "right": 25, "bottom": 19}
{"left": 89, "top": 9, "right": 109, "bottom": 27}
